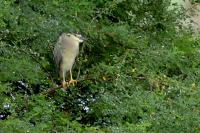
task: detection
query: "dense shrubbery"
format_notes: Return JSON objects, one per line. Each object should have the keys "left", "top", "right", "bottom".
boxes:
{"left": 0, "top": 0, "right": 200, "bottom": 132}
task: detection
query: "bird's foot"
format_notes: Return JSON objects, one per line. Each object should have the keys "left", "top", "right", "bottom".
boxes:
{"left": 68, "top": 79, "right": 77, "bottom": 86}
{"left": 62, "top": 81, "right": 69, "bottom": 89}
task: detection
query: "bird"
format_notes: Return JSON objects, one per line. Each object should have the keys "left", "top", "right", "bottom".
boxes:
{"left": 53, "top": 33, "right": 84, "bottom": 88}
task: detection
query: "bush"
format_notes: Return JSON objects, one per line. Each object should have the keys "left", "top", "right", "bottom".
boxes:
{"left": 1, "top": 0, "right": 200, "bottom": 132}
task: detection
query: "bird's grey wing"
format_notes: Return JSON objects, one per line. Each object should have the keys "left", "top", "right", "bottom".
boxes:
{"left": 53, "top": 44, "right": 62, "bottom": 71}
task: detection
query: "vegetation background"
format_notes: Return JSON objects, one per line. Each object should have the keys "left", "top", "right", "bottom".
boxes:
{"left": 0, "top": 0, "right": 200, "bottom": 132}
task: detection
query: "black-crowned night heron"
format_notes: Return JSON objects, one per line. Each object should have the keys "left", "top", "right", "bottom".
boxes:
{"left": 53, "top": 33, "right": 84, "bottom": 88}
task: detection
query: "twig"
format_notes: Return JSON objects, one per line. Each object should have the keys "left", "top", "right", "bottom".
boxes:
{"left": 76, "top": 43, "right": 86, "bottom": 81}
{"left": 46, "top": 78, "right": 95, "bottom": 94}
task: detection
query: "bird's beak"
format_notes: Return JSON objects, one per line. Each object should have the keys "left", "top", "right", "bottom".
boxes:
{"left": 78, "top": 36, "right": 87, "bottom": 43}
{"left": 74, "top": 33, "right": 87, "bottom": 42}
{"left": 81, "top": 36, "right": 87, "bottom": 41}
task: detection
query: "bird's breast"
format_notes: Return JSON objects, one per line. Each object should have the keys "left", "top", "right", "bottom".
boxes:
{"left": 60, "top": 45, "right": 79, "bottom": 71}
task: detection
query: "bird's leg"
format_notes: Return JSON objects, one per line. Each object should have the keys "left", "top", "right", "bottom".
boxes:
{"left": 61, "top": 71, "right": 68, "bottom": 88}
{"left": 68, "top": 69, "right": 77, "bottom": 86}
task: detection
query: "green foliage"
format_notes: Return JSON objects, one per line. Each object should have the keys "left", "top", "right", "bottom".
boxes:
{"left": 192, "top": 0, "right": 200, "bottom": 4}
{"left": 1, "top": 0, "right": 200, "bottom": 132}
